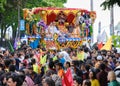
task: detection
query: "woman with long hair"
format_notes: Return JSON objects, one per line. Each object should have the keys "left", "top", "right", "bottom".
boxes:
{"left": 89, "top": 70, "right": 100, "bottom": 86}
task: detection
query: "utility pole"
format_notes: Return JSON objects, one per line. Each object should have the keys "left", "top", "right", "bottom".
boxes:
{"left": 90, "top": 0, "right": 93, "bottom": 11}
{"left": 90, "top": 0, "right": 94, "bottom": 43}
{"left": 110, "top": 6, "right": 114, "bottom": 35}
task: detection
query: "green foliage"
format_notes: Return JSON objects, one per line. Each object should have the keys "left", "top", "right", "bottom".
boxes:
{"left": 112, "top": 35, "right": 120, "bottom": 48}
{"left": 0, "top": 0, "right": 66, "bottom": 39}
{"left": 0, "top": 0, "right": 6, "bottom": 12}
{"left": 25, "top": 0, "right": 67, "bottom": 8}
{"left": 101, "top": 0, "right": 120, "bottom": 10}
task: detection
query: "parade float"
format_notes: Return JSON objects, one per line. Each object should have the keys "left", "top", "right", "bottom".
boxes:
{"left": 23, "top": 7, "right": 96, "bottom": 49}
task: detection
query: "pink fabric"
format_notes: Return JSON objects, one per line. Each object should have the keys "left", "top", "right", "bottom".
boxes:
{"left": 25, "top": 76, "right": 35, "bottom": 86}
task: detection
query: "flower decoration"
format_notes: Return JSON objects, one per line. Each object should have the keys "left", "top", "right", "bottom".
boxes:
{"left": 37, "top": 20, "right": 48, "bottom": 29}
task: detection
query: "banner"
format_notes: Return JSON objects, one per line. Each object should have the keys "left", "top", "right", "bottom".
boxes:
{"left": 20, "top": 20, "right": 25, "bottom": 31}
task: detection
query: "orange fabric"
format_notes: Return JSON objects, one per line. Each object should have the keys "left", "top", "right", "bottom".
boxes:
{"left": 58, "top": 69, "right": 64, "bottom": 78}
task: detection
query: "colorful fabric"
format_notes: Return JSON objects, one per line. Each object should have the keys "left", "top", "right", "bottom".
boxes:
{"left": 33, "top": 64, "right": 38, "bottom": 73}
{"left": 59, "top": 57, "right": 66, "bottom": 65}
{"left": 53, "top": 56, "right": 58, "bottom": 61}
{"left": 65, "top": 68, "right": 73, "bottom": 86}
{"left": 62, "top": 68, "right": 72, "bottom": 86}
{"left": 77, "top": 51, "right": 84, "bottom": 60}
{"left": 58, "top": 69, "right": 64, "bottom": 78}
{"left": 91, "top": 79, "right": 100, "bottom": 86}
{"left": 40, "top": 55, "right": 47, "bottom": 65}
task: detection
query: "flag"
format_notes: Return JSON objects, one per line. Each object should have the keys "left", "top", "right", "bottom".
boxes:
{"left": 97, "top": 42, "right": 103, "bottom": 50}
{"left": 62, "top": 68, "right": 73, "bottom": 86}
{"left": 101, "top": 37, "right": 112, "bottom": 51}
{"left": 8, "top": 41, "right": 14, "bottom": 52}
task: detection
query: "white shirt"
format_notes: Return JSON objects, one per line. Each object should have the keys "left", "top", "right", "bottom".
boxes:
{"left": 59, "top": 51, "right": 72, "bottom": 62}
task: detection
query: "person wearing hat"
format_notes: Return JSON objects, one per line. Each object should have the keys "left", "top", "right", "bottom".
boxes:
{"left": 96, "top": 55, "right": 103, "bottom": 63}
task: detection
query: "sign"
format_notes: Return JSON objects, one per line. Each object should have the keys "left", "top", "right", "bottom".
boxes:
{"left": 20, "top": 20, "right": 25, "bottom": 31}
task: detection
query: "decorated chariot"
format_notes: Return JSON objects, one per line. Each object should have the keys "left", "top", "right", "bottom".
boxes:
{"left": 23, "top": 7, "right": 96, "bottom": 49}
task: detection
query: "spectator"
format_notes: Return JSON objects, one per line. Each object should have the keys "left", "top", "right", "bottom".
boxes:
{"left": 55, "top": 62, "right": 64, "bottom": 78}
{"left": 42, "top": 77, "right": 55, "bottom": 86}
{"left": 9, "top": 65, "right": 16, "bottom": 72}
{"left": 89, "top": 70, "right": 100, "bottom": 86}
{"left": 73, "top": 76, "right": 82, "bottom": 86}
{"left": 97, "top": 63, "right": 108, "bottom": 86}
{"left": 51, "top": 74, "right": 62, "bottom": 86}
{"left": 108, "top": 71, "right": 120, "bottom": 86}
{"left": 82, "top": 79, "right": 91, "bottom": 86}
{"left": 6, "top": 75, "right": 23, "bottom": 86}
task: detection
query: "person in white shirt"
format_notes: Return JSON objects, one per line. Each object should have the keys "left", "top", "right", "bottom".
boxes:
{"left": 59, "top": 49, "right": 72, "bottom": 62}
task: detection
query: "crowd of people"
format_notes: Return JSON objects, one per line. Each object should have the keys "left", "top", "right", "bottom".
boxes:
{"left": 0, "top": 43, "right": 120, "bottom": 86}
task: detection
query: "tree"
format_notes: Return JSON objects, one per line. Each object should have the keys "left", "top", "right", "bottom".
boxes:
{"left": 0, "top": 0, "right": 67, "bottom": 46}
{"left": 0, "top": 0, "right": 6, "bottom": 12}
{"left": 101, "top": 0, "right": 120, "bottom": 10}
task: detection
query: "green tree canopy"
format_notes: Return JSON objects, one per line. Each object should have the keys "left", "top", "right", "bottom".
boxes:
{"left": 0, "top": 0, "right": 67, "bottom": 39}
{"left": 101, "top": 0, "right": 120, "bottom": 10}
{"left": 0, "top": 0, "right": 6, "bottom": 12}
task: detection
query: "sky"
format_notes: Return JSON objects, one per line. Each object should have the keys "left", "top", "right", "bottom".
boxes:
{"left": 64, "top": 0, "right": 120, "bottom": 42}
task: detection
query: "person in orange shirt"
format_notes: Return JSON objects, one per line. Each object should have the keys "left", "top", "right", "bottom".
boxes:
{"left": 55, "top": 62, "right": 64, "bottom": 78}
